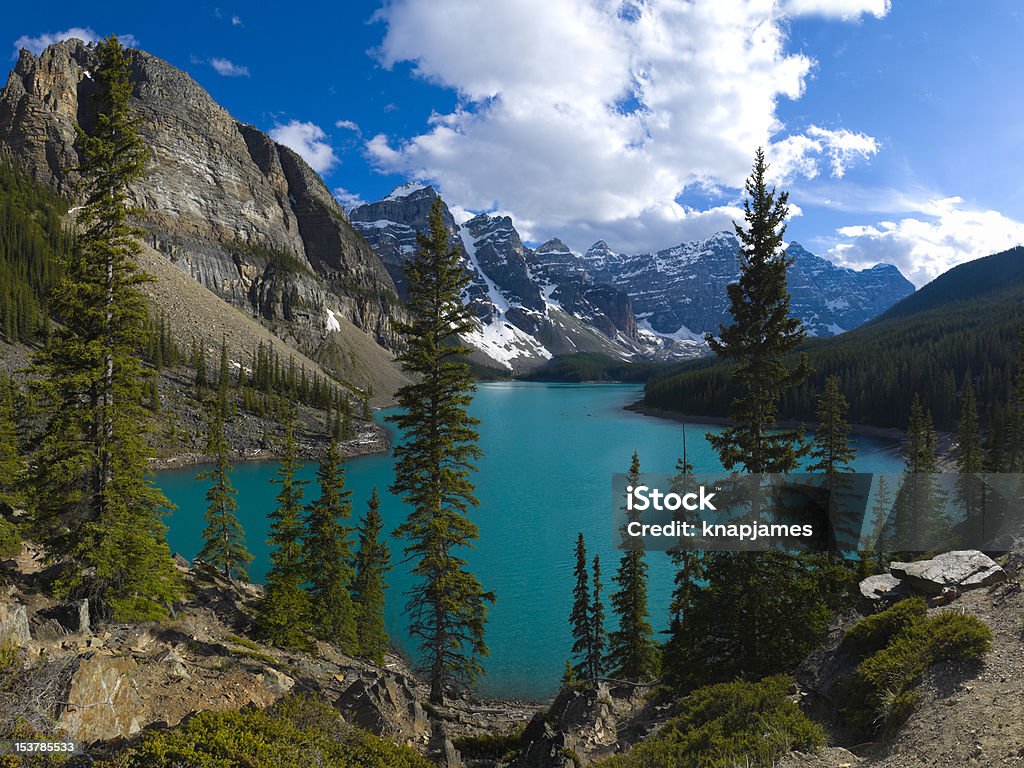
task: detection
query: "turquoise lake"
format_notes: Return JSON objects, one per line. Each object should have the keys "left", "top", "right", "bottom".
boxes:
{"left": 157, "top": 382, "right": 904, "bottom": 701}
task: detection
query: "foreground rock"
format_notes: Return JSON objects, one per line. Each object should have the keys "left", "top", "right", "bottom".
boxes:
{"left": 889, "top": 550, "right": 1006, "bottom": 595}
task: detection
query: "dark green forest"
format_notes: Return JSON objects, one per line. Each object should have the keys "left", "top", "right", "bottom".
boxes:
{"left": 0, "top": 161, "right": 70, "bottom": 342}
{"left": 645, "top": 246, "right": 1024, "bottom": 430}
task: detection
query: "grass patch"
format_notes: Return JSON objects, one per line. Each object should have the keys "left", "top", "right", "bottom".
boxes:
{"left": 833, "top": 599, "right": 992, "bottom": 740}
{"left": 224, "top": 633, "right": 261, "bottom": 651}
{"left": 598, "top": 676, "right": 824, "bottom": 768}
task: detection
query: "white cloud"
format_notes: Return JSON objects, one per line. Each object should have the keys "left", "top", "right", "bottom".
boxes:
{"left": 367, "top": 0, "right": 887, "bottom": 254}
{"left": 335, "top": 119, "right": 361, "bottom": 132}
{"left": 12, "top": 29, "right": 139, "bottom": 58}
{"left": 270, "top": 120, "right": 339, "bottom": 174}
{"left": 231, "top": 15, "right": 243, "bottom": 26}
{"left": 829, "top": 196, "right": 1024, "bottom": 286}
{"left": 333, "top": 187, "right": 365, "bottom": 211}
{"left": 210, "top": 57, "right": 249, "bottom": 77}
{"left": 781, "top": 0, "right": 890, "bottom": 19}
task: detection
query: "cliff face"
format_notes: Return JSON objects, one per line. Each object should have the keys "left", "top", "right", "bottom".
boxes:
{"left": 0, "top": 39, "right": 400, "bottom": 352}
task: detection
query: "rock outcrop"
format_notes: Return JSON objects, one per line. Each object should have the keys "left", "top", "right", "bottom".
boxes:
{"left": 0, "top": 39, "right": 401, "bottom": 359}
{"left": 889, "top": 550, "right": 1007, "bottom": 595}
{"left": 514, "top": 685, "right": 619, "bottom": 767}
{"left": 0, "top": 602, "right": 29, "bottom": 645}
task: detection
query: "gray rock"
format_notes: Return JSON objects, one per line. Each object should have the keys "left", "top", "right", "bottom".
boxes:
{"left": 336, "top": 674, "right": 428, "bottom": 740}
{"left": 32, "top": 618, "right": 70, "bottom": 643}
{"left": 57, "top": 653, "right": 141, "bottom": 743}
{"left": 889, "top": 550, "right": 1006, "bottom": 595}
{"left": 859, "top": 573, "right": 910, "bottom": 605}
{"left": 37, "top": 600, "right": 89, "bottom": 636}
{"left": 0, "top": 602, "right": 30, "bottom": 645}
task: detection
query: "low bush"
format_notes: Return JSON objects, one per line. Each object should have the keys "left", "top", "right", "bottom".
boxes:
{"left": 0, "top": 518, "right": 21, "bottom": 559}
{"left": 452, "top": 728, "right": 525, "bottom": 760}
{"left": 834, "top": 600, "right": 991, "bottom": 740}
{"left": 106, "top": 695, "right": 432, "bottom": 768}
{"left": 598, "top": 676, "right": 825, "bottom": 768}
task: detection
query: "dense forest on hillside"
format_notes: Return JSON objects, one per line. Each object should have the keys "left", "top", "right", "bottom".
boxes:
{"left": 645, "top": 248, "right": 1024, "bottom": 430}
{"left": 0, "top": 162, "right": 70, "bottom": 342}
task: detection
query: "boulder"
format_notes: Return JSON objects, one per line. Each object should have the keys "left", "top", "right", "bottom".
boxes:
{"left": 57, "top": 653, "right": 142, "bottom": 743}
{"left": 513, "top": 685, "right": 618, "bottom": 767}
{"left": 859, "top": 573, "right": 910, "bottom": 605}
{"left": 38, "top": 600, "right": 90, "bottom": 636}
{"left": 336, "top": 674, "right": 428, "bottom": 740}
{"left": 0, "top": 602, "right": 30, "bottom": 645}
{"left": 889, "top": 550, "right": 1006, "bottom": 595}
{"left": 261, "top": 666, "right": 294, "bottom": 695}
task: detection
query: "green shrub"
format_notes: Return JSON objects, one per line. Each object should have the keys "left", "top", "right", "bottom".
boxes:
{"left": 598, "top": 676, "right": 825, "bottom": 768}
{"left": 452, "top": 728, "right": 525, "bottom": 760}
{"left": 223, "top": 633, "right": 261, "bottom": 651}
{"left": 0, "top": 518, "right": 21, "bottom": 559}
{"left": 841, "top": 597, "right": 927, "bottom": 659}
{"left": 834, "top": 604, "right": 992, "bottom": 740}
{"left": 115, "top": 695, "right": 432, "bottom": 768}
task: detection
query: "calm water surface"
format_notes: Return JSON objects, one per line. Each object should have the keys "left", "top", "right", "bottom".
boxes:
{"left": 158, "top": 382, "right": 903, "bottom": 700}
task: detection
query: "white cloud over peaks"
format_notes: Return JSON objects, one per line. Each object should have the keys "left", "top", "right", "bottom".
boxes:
{"left": 829, "top": 196, "right": 1024, "bottom": 287}
{"left": 367, "top": 0, "right": 887, "bottom": 254}
{"left": 333, "top": 187, "right": 365, "bottom": 211}
{"left": 12, "top": 28, "right": 138, "bottom": 58}
{"left": 270, "top": 120, "right": 338, "bottom": 174}
{"left": 210, "top": 58, "right": 249, "bottom": 77}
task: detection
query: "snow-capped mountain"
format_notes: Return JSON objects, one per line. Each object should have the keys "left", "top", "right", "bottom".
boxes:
{"left": 584, "top": 232, "right": 915, "bottom": 339}
{"left": 351, "top": 185, "right": 914, "bottom": 372}
{"left": 350, "top": 186, "right": 694, "bottom": 371}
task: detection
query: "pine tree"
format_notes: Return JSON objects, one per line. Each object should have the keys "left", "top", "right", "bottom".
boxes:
{"left": 561, "top": 659, "right": 577, "bottom": 688}
{"left": 193, "top": 339, "right": 207, "bottom": 390}
{"left": 257, "top": 412, "right": 312, "bottom": 648}
{"left": 0, "top": 376, "right": 21, "bottom": 506}
{"left": 705, "top": 148, "right": 811, "bottom": 474}
{"left": 387, "top": 197, "right": 495, "bottom": 704}
{"left": 568, "top": 532, "right": 592, "bottom": 681}
{"left": 1005, "top": 325, "right": 1024, "bottom": 471}
{"left": 27, "top": 36, "right": 181, "bottom": 619}
{"left": 808, "top": 376, "right": 855, "bottom": 477}
{"left": 351, "top": 487, "right": 392, "bottom": 664}
{"left": 866, "top": 475, "right": 895, "bottom": 571}
{"left": 196, "top": 407, "right": 251, "bottom": 581}
{"left": 892, "top": 395, "right": 947, "bottom": 552}
{"left": 303, "top": 438, "right": 357, "bottom": 651}
{"left": 589, "top": 554, "right": 605, "bottom": 683}
{"left": 665, "top": 149, "right": 838, "bottom": 692}
{"left": 217, "top": 333, "right": 231, "bottom": 418}
{"left": 667, "top": 427, "right": 700, "bottom": 631}
{"left": 606, "top": 452, "right": 658, "bottom": 680}
{"left": 955, "top": 372, "right": 985, "bottom": 547}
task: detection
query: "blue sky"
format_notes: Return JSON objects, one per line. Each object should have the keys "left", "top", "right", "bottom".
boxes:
{"left": 7, "top": 1, "right": 1024, "bottom": 285}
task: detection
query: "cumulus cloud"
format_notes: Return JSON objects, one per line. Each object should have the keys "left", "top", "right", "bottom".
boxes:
{"left": 333, "top": 187, "right": 365, "bottom": 211}
{"left": 210, "top": 57, "right": 249, "bottom": 77}
{"left": 270, "top": 120, "right": 339, "bottom": 174}
{"left": 365, "top": 0, "right": 887, "bottom": 253}
{"left": 829, "top": 196, "right": 1024, "bottom": 286}
{"left": 335, "top": 119, "right": 361, "bottom": 132}
{"left": 781, "top": 0, "right": 890, "bottom": 18}
{"left": 12, "top": 27, "right": 138, "bottom": 58}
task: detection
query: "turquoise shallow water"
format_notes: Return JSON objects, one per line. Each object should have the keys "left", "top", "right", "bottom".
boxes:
{"left": 157, "top": 382, "right": 903, "bottom": 701}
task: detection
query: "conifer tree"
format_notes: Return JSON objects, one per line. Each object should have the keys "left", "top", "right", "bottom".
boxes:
{"left": 196, "top": 407, "right": 251, "bottom": 581}
{"left": 303, "top": 438, "right": 357, "bottom": 651}
{"left": 569, "top": 532, "right": 592, "bottom": 681}
{"left": 1005, "top": 326, "right": 1024, "bottom": 471}
{"left": 606, "top": 452, "right": 658, "bottom": 680}
{"left": 561, "top": 660, "right": 577, "bottom": 688}
{"left": 351, "top": 487, "right": 392, "bottom": 664}
{"left": 892, "top": 395, "right": 947, "bottom": 552}
{"left": 257, "top": 412, "right": 312, "bottom": 648}
{"left": 866, "top": 475, "right": 895, "bottom": 571}
{"left": 955, "top": 373, "right": 985, "bottom": 547}
{"left": 217, "top": 334, "right": 231, "bottom": 418}
{"left": 665, "top": 149, "right": 837, "bottom": 692}
{"left": 808, "top": 376, "right": 855, "bottom": 477}
{"left": 0, "top": 376, "right": 21, "bottom": 507}
{"left": 193, "top": 339, "right": 207, "bottom": 389}
{"left": 388, "top": 197, "right": 494, "bottom": 704}
{"left": 705, "top": 148, "right": 811, "bottom": 474}
{"left": 27, "top": 36, "right": 181, "bottom": 619}
{"left": 589, "top": 554, "right": 605, "bottom": 683}
{"left": 667, "top": 428, "right": 701, "bottom": 631}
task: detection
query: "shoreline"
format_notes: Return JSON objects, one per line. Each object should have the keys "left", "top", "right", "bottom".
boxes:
{"left": 624, "top": 399, "right": 907, "bottom": 442}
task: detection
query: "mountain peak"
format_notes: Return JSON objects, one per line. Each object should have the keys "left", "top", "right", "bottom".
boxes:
{"left": 384, "top": 181, "right": 435, "bottom": 201}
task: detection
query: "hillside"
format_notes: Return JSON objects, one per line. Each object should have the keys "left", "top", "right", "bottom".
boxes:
{"left": 0, "top": 39, "right": 408, "bottom": 400}
{"left": 644, "top": 246, "right": 1024, "bottom": 430}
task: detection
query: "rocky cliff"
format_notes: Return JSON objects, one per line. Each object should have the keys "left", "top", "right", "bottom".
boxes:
{"left": 0, "top": 39, "right": 401, "bottom": 360}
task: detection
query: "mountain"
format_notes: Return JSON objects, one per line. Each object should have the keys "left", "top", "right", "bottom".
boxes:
{"left": 0, "top": 39, "right": 404, "bottom": 395}
{"left": 351, "top": 185, "right": 699, "bottom": 371}
{"left": 584, "top": 232, "right": 915, "bottom": 339}
{"left": 644, "top": 246, "right": 1024, "bottom": 430}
